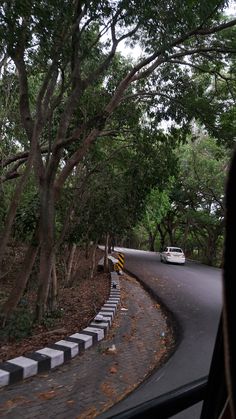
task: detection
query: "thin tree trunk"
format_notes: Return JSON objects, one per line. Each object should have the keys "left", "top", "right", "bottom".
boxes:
{"left": 104, "top": 233, "right": 109, "bottom": 273}
{"left": 157, "top": 224, "right": 166, "bottom": 251}
{"left": 65, "top": 243, "right": 77, "bottom": 284}
{"left": 85, "top": 238, "right": 90, "bottom": 259}
{"left": 205, "top": 233, "right": 218, "bottom": 266}
{"left": 90, "top": 240, "right": 98, "bottom": 279}
{"left": 0, "top": 161, "right": 34, "bottom": 273}
{"left": 0, "top": 46, "right": 40, "bottom": 274}
{"left": 35, "top": 183, "right": 55, "bottom": 322}
{"left": 1, "top": 240, "right": 39, "bottom": 322}
{"left": 51, "top": 258, "right": 58, "bottom": 311}
{"left": 84, "top": 227, "right": 92, "bottom": 260}
{"left": 108, "top": 237, "right": 112, "bottom": 254}
{"left": 183, "top": 220, "right": 190, "bottom": 253}
{"left": 35, "top": 245, "right": 54, "bottom": 321}
{"left": 148, "top": 232, "right": 156, "bottom": 251}
{"left": 167, "top": 226, "right": 174, "bottom": 245}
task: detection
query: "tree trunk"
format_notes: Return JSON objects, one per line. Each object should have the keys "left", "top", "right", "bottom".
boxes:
{"left": 183, "top": 220, "right": 190, "bottom": 253}
{"left": 35, "top": 183, "right": 55, "bottom": 322}
{"left": 108, "top": 235, "right": 114, "bottom": 254}
{"left": 0, "top": 163, "right": 34, "bottom": 273}
{"left": 0, "top": 50, "right": 41, "bottom": 273}
{"left": 148, "top": 232, "right": 155, "bottom": 251}
{"left": 68, "top": 251, "right": 80, "bottom": 287}
{"left": 65, "top": 243, "right": 77, "bottom": 284}
{"left": 90, "top": 240, "right": 98, "bottom": 279}
{"left": 167, "top": 226, "right": 174, "bottom": 245}
{"left": 85, "top": 240, "right": 89, "bottom": 259}
{"left": 50, "top": 258, "right": 58, "bottom": 311}
{"left": 1, "top": 240, "right": 39, "bottom": 322}
{"left": 35, "top": 247, "right": 54, "bottom": 321}
{"left": 205, "top": 232, "right": 218, "bottom": 266}
{"left": 104, "top": 233, "right": 109, "bottom": 273}
{"left": 157, "top": 224, "right": 166, "bottom": 251}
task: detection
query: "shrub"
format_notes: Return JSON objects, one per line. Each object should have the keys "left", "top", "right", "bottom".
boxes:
{"left": 0, "top": 306, "right": 33, "bottom": 342}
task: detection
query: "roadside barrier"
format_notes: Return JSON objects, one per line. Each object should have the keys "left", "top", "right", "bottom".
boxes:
{"left": 114, "top": 252, "right": 125, "bottom": 274}
{"left": 0, "top": 262, "right": 120, "bottom": 388}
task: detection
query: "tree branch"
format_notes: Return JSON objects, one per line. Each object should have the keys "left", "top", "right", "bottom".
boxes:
{"left": 168, "top": 59, "right": 236, "bottom": 99}
{"left": 12, "top": 52, "right": 33, "bottom": 139}
{"left": 54, "top": 128, "right": 101, "bottom": 193}
{"left": 194, "top": 18, "right": 236, "bottom": 35}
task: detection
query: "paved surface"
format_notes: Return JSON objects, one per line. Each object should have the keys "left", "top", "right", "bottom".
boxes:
{"left": 0, "top": 273, "right": 120, "bottom": 389}
{"left": 0, "top": 274, "right": 171, "bottom": 418}
{"left": 102, "top": 248, "right": 222, "bottom": 419}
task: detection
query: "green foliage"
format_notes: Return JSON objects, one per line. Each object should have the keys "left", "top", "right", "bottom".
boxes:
{"left": 178, "top": 135, "right": 229, "bottom": 211}
{"left": 0, "top": 0, "right": 235, "bottom": 278}
{"left": 0, "top": 306, "right": 33, "bottom": 342}
{"left": 116, "top": 0, "right": 226, "bottom": 52}
{"left": 63, "top": 125, "right": 179, "bottom": 246}
{"left": 41, "top": 308, "right": 64, "bottom": 329}
{"left": 134, "top": 134, "right": 230, "bottom": 265}
{"left": 134, "top": 184, "right": 173, "bottom": 250}
{"left": 13, "top": 179, "right": 39, "bottom": 242}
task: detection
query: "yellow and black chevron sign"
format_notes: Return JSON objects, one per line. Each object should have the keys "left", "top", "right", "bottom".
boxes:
{"left": 114, "top": 253, "right": 125, "bottom": 272}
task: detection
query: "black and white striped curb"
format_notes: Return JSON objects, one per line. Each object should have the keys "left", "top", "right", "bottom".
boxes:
{"left": 0, "top": 272, "right": 120, "bottom": 388}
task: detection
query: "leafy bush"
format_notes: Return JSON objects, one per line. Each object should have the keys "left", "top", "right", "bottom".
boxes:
{"left": 0, "top": 306, "right": 33, "bottom": 342}
{"left": 41, "top": 308, "right": 64, "bottom": 329}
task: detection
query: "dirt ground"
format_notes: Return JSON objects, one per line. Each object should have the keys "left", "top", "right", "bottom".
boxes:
{"left": 0, "top": 246, "right": 110, "bottom": 362}
{"left": 0, "top": 271, "right": 176, "bottom": 419}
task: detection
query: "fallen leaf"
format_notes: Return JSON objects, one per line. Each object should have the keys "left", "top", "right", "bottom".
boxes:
{"left": 100, "top": 382, "right": 116, "bottom": 398}
{"left": 1, "top": 396, "right": 30, "bottom": 410}
{"left": 37, "top": 390, "right": 57, "bottom": 400}
{"left": 76, "top": 406, "right": 98, "bottom": 419}
{"left": 2, "top": 400, "right": 16, "bottom": 409}
{"left": 109, "top": 366, "right": 118, "bottom": 374}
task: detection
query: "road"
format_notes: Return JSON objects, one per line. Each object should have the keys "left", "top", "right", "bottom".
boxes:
{"left": 101, "top": 248, "right": 222, "bottom": 419}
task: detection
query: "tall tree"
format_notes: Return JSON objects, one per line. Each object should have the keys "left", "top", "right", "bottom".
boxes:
{"left": 0, "top": 0, "right": 235, "bottom": 319}
{"left": 135, "top": 184, "right": 173, "bottom": 251}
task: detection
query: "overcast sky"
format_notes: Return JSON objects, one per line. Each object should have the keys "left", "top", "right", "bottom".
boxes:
{"left": 117, "top": 3, "right": 236, "bottom": 59}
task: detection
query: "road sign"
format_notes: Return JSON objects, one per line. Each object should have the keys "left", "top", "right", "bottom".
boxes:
{"left": 114, "top": 253, "right": 125, "bottom": 273}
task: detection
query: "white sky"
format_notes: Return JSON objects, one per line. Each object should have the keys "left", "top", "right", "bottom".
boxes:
{"left": 227, "top": 0, "right": 236, "bottom": 15}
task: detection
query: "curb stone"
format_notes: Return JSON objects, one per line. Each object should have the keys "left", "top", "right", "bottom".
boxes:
{"left": 0, "top": 271, "right": 120, "bottom": 388}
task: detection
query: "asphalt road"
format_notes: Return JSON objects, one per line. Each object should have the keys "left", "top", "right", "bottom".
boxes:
{"left": 101, "top": 248, "right": 222, "bottom": 419}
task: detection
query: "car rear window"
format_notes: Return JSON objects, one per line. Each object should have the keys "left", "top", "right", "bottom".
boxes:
{"left": 170, "top": 248, "right": 183, "bottom": 253}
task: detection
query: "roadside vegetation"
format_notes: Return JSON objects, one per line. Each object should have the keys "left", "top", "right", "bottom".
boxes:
{"left": 133, "top": 134, "right": 230, "bottom": 266}
{"left": 0, "top": 1, "right": 236, "bottom": 343}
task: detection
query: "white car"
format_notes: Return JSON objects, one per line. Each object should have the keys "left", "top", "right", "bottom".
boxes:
{"left": 160, "top": 247, "right": 185, "bottom": 265}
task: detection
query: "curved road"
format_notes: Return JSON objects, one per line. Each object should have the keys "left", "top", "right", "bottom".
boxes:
{"left": 101, "top": 248, "right": 222, "bottom": 418}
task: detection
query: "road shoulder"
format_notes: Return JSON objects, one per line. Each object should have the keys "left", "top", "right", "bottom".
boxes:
{"left": 0, "top": 273, "right": 175, "bottom": 419}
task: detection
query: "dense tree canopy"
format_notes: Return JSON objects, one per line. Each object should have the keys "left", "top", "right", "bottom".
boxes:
{"left": 0, "top": 0, "right": 235, "bottom": 320}
{"left": 134, "top": 134, "right": 230, "bottom": 266}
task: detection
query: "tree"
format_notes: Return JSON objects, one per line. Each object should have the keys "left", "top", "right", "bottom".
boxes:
{"left": 135, "top": 185, "right": 173, "bottom": 251}
{"left": 134, "top": 134, "right": 230, "bottom": 265}
{"left": 0, "top": 1, "right": 236, "bottom": 319}
{"left": 165, "top": 135, "right": 228, "bottom": 265}
{"left": 176, "top": 135, "right": 228, "bottom": 265}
